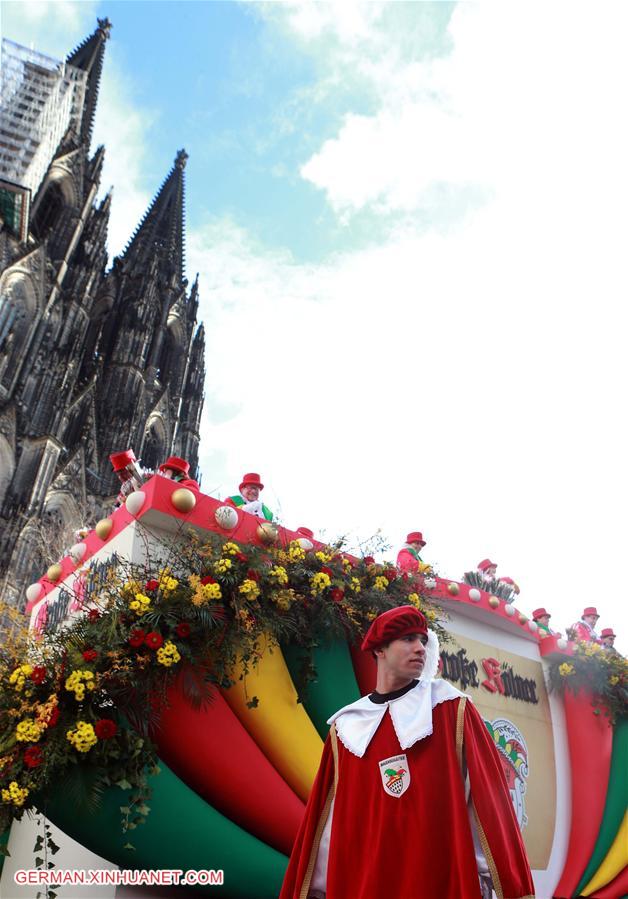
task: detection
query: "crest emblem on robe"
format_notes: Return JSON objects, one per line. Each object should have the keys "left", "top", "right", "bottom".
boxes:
{"left": 378, "top": 753, "right": 410, "bottom": 798}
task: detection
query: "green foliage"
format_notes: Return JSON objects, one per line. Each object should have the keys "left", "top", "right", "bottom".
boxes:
{"left": 547, "top": 640, "right": 628, "bottom": 722}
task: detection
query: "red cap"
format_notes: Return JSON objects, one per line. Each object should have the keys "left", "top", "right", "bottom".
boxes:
{"left": 600, "top": 628, "right": 616, "bottom": 638}
{"left": 478, "top": 559, "right": 497, "bottom": 571}
{"left": 240, "top": 472, "right": 264, "bottom": 491}
{"left": 406, "top": 532, "right": 425, "bottom": 546}
{"left": 361, "top": 606, "right": 428, "bottom": 652}
{"left": 532, "top": 608, "right": 551, "bottom": 620}
{"left": 110, "top": 449, "right": 137, "bottom": 472}
{"left": 583, "top": 607, "right": 599, "bottom": 619}
{"left": 159, "top": 456, "right": 190, "bottom": 476}
{"left": 296, "top": 527, "right": 314, "bottom": 539}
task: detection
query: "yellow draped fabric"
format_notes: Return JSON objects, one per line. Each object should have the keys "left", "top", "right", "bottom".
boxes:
{"left": 222, "top": 636, "right": 323, "bottom": 802}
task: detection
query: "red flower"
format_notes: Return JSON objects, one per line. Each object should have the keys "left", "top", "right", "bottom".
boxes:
{"left": 30, "top": 666, "right": 47, "bottom": 684}
{"left": 384, "top": 568, "right": 397, "bottom": 583}
{"left": 364, "top": 556, "right": 375, "bottom": 566}
{"left": 82, "top": 649, "right": 98, "bottom": 662}
{"left": 145, "top": 631, "right": 164, "bottom": 650}
{"left": 321, "top": 566, "right": 333, "bottom": 578}
{"left": 201, "top": 575, "right": 216, "bottom": 585}
{"left": 47, "top": 707, "right": 59, "bottom": 728}
{"left": 247, "top": 569, "right": 260, "bottom": 582}
{"left": 128, "top": 628, "right": 146, "bottom": 648}
{"left": 24, "top": 746, "right": 44, "bottom": 768}
{"left": 330, "top": 588, "right": 345, "bottom": 603}
{"left": 94, "top": 718, "right": 118, "bottom": 740}
{"left": 176, "top": 622, "right": 191, "bottom": 638}
{"left": 145, "top": 579, "right": 160, "bottom": 591}
{"left": 236, "top": 552, "right": 248, "bottom": 563}
{"left": 88, "top": 608, "right": 100, "bottom": 621}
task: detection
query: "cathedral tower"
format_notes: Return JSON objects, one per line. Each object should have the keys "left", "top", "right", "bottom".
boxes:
{"left": 0, "top": 21, "right": 205, "bottom": 609}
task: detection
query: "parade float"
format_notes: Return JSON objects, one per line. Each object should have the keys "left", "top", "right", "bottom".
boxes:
{"left": 0, "top": 475, "right": 626, "bottom": 899}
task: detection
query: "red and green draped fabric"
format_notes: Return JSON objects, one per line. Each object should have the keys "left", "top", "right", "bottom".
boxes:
{"left": 576, "top": 717, "right": 628, "bottom": 897}
{"left": 43, "top": 760, "right": 288, "bottom": 898}
{"left": 554, "top": 690, "right": 614, "bottom": 898}
{"left": 228, "top": 495, "right": 273, "bottom": 521}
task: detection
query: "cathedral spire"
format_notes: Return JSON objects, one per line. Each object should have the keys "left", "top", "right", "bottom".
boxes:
{"left": 66, "top": 18, "right": 112, "bottom": 146}
{"left": 119, "top": 150, "right": 187, "bottom": 284}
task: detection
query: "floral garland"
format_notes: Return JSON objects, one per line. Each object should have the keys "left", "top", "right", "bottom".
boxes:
{"left": 547, "top": 639, "right": 627, "bottom": 722}
{"left": 0, "top": 533, "right": 445, "bottom": 842}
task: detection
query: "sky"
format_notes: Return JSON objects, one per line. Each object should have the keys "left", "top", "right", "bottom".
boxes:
{"left": 2, "top": 0, "right": 627, "bottom": 650}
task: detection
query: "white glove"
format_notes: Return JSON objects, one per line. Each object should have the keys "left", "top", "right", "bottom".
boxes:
{"left": 241, "top": 499, "right": 264, "bottom": 517}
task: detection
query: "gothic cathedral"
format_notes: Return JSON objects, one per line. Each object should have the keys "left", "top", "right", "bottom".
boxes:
{"left": 0, "top": 20, "right": 205, "bottom": 609}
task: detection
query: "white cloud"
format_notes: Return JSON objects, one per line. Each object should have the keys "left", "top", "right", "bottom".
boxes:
{"left": 91, "top": 54, "right": 155, "bottom": 258}
{"left": 189, "top": 3, "right": 628, "bottom": 647}
{"left": 1, "top": 1, "right": 98, "bottom": 58}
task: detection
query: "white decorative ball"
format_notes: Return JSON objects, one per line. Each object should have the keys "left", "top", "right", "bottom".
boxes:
{"left": 505, "top": 604, "right": 516, "bottom": 616}
{"left": 423, "top": 577, "right": 437, "bottom": 590}
{"left": 557, "top": 638, "right": 569, "bottom": 650}
{"left": 26, "top": 583, "right": 43, "bottom": 603}
{"left": 125, "top": 491, "right": 146, "bottom": 516}
{"left": 468, "top": 588, "right": 481, "bottom": 602}
{"left": 69, "top": 543, "right": 87, "bottom": 563}
{"left": 297, "top": 538, "right": 314, "bottom": 551}
{"left": 528, "top": 621, "right": 538, "bottom": 632}
{"left": 215, "top": 505, "right": 238, "bottom": 530}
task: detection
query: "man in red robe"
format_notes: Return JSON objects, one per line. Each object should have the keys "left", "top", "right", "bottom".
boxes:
{"left": 280, "top": 606, "right": 535, "bottom": 899}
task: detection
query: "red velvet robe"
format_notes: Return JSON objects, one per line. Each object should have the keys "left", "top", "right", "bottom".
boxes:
{"left": 279, "top": 696, "right": 534, "bottom": 899}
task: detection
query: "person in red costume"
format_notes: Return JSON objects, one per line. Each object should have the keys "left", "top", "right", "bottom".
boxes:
{"left": 570, "top": 606, "right": 600, "bottom": 643}
{"left": 226, "top": 472, "right": 274, "bottom": 521}
{"left": 396, "top": 531, "right": 431, "bottom": 575}
{"left": 158, "top": 456, "right": 199, "bottom": 491}
{"left": 600, "top": 627, "right": 616, "bottom": 650}
{"left": 280, "top": 606, "right": 535, "bottom": 899}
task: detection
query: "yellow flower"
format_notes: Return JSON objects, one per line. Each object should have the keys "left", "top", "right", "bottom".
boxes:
{"left": 288, "top": 541, "right": 306, "bottom": 562}
{"left": 222, "top": 542, "right": 240, "bottom": 555}
{"left": 66, "top": 721, "right": 97, "bottom": 752}
{"left": 349, "top": 577, "right": 361, "bottom": 593}
{"left": 1, "top": 781, "right": 29, "bottom": 807}
{"left": 15, "top": 718, "right": 45, "bottom": 743}
{"left": 609, "top": 675, "right": 619, "bottom": 686}
{"left": 269, "top": 566, "right": 289, "bottom": 585}
{"left": 157, "top": 640, "right": 181, "bottom": 667}
{"left": 214, "top": 558, "right": 232, "bottom": 574}
{"left": 272, "top": 589, "right": 296, "bottom": 610}
{"left": 408, "top": 593, "right": 421, "bottom": 608}
{"left": 237, "top": 609, "right": 255, "bottom": 632}
{"left": 559, "top": 663, "right": 575, "bottom": 677}
{"left": 191, "top": 581, "right": 222, "bottom": 605}
{"left": 366, "top": 610, "right": 377, "bottom": 621}
{"left": 315, "top": 551, "right": 332, "bottom": 563}
{"left": 239, "top": 579, "right": 260, "bottom": 601}
{"left": 65, "top": 670, "right": 96, "bottom": 701}
{"left": 310, "top": 572, "right": 332, "bottom": 595}
{"left": 374, "top": 576, "right": 389, "bottom": 592}
{"left": 425, "top": 609, "right": 437, "bottom": 622}
{"left": 9, "top": 664, "right": 33, "bottom": 691}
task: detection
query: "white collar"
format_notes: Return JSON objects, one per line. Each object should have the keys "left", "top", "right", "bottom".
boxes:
{"left": 328, "top": 631, "right": 468, "bottom": 757}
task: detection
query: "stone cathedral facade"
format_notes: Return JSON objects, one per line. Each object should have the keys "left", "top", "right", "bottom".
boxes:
{"left": 0, "top": 20, "right": 205, "bottom": 609}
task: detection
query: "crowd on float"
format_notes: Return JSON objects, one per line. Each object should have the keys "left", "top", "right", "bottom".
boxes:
{"left": 106, "top": 450, "right": 620, "bottom": 655}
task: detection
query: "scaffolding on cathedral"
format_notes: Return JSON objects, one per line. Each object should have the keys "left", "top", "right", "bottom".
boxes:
{"left": 0, "top": 38, "right": 87, "bottom": 197}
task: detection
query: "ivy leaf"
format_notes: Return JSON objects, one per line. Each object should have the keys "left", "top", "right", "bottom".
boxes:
{"left": 123, "top": 842, "right": 136, "bottom": 851}
{"left": 116, "top": 778, "right": 132, "bottom": 790}
{"left": 35, "top": 857, "right": 43, "bottom": 867}
{"left": 48, "top": 840, "right": 60, "bottom": 855}
{"left": 246, "top": 696, "right": 259, "bottom": 709}
{"left": 33, "top": 836, "right": 44, "bottom": 852}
